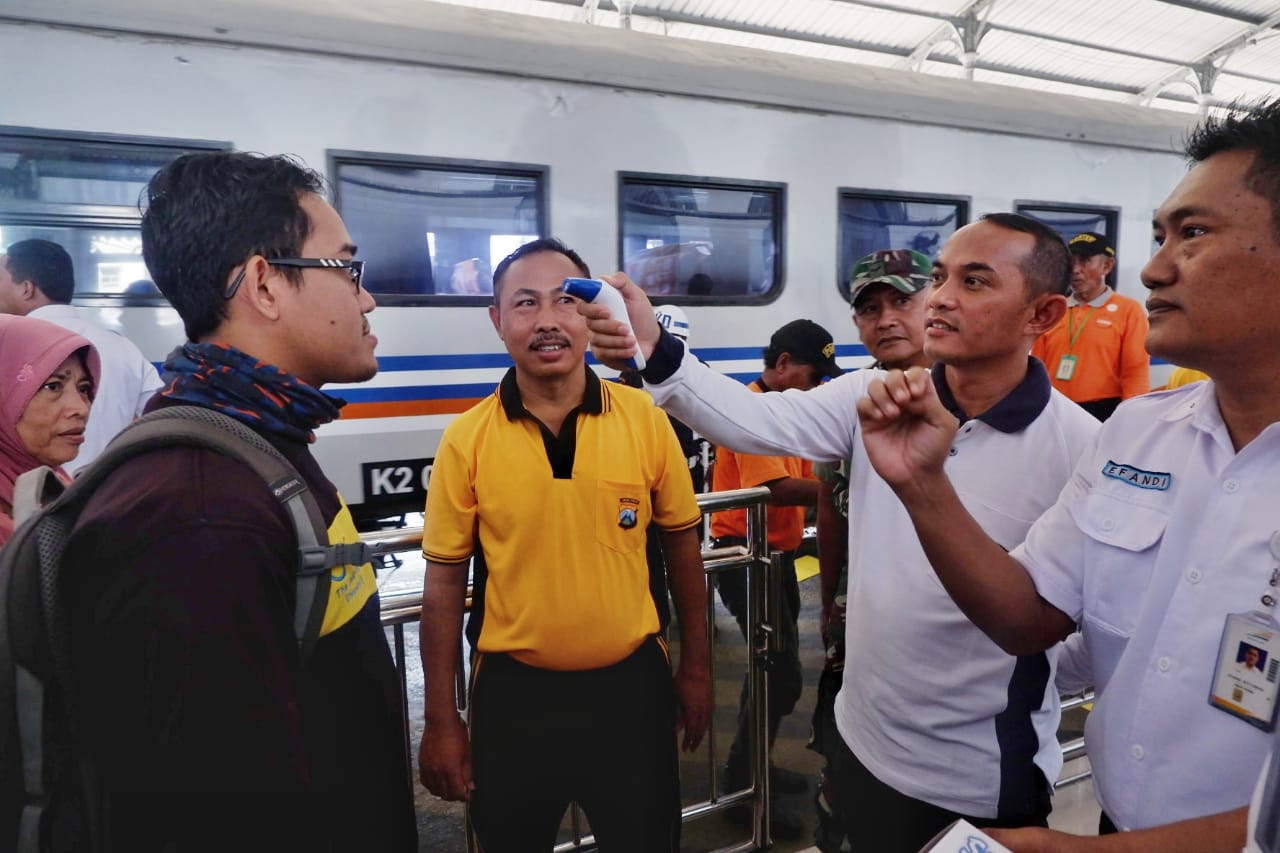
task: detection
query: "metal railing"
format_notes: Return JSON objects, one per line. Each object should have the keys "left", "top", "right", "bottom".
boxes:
{"left": 1056, "top": 691, "right": 1096, "bottom": 789}
{"left": 371, "top": 487, "right": 777, "bottom": 852}
{"left": 367, "top": 489, "right": 1097, "bottom": 849}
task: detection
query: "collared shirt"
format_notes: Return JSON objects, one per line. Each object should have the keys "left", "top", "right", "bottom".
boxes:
{"left": 641, "top": 338, "right": 1100, "bottom": 817}
{"left": 28, "top": 303, "right": 162, "bottom": 471}
{"left": 710, "top": 378, "right": 814, "bottom": 551}
{"left": 1069, "top": 288, "right": 1117, "bottom": 310}
{"left": 423, "top": 365, "right": 701, "bottom": 670}
{"left": 1015, "top": 378, "right": 1278, "bottom": 829}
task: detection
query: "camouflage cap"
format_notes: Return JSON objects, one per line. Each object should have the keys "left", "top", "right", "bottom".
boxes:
{"left": 849, "top": 249, "right": 933, "bottom": 309}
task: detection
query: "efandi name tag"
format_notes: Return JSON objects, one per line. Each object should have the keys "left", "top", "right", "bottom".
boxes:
{"left": 1102, "top": 460, "right": 1171, "bottom": 490}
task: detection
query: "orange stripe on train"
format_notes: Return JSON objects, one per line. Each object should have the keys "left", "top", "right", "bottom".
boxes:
{"left": 339, "top": 398, "right": 486, "bottom": 419}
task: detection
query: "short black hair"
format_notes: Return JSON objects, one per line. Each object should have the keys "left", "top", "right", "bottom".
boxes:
{"left": 979, "top": 212, "right": 1071, "bottom": 298}
{"left": 140, "top": 151, "right": 325, "bottom": 341}
{"left": 1186, "top": 98, "right": 1280, "bottom": 244}
{"left": 491, "top": 237, "right": 589, "bottom": 302}
{"left": 5, "top": 239, "right": 74, "bottom": 303}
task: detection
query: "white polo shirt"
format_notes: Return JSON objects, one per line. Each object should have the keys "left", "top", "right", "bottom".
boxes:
{"left": 1015, "top": 380, "right": 1278, "bottom": 830}
{"left": 644, "top": 340, "right": 1099, "bottom": 817}
{"left": 29, "top": 304, "right": 163, "bottom": 472}
{"left": 1245, "top": 731, "right": 1280, "bottom": 853}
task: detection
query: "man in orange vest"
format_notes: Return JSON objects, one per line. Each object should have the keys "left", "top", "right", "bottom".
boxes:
{"left": 1031, "top": 232, "right": 1148, "bottom": 420}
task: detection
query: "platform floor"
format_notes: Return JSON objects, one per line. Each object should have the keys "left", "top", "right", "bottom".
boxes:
{"left": 381, "top": 545, "right": 1099, "bottom": 852}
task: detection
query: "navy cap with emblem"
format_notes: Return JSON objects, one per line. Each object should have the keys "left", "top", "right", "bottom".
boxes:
{"left": 1067, "top": 232, "right": 1115, "bottom": 258}
{"left": 769, "top": 319, "right": 843, "bottom": 379}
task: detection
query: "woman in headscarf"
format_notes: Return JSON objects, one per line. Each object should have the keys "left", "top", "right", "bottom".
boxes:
{"left": 0, "top": 314, "right": 100, "bottom": 546}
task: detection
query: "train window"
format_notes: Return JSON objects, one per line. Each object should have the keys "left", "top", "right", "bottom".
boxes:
{"left": 0, "top": 223, "right": 154, "bottom": 295}
{"left": 330, "top": 151, "right": 549, "bottom": 306}
{"left": 1015, "top": 201, "right": 1121, "bottom": 287}
{"left": 618, "top": 173, "right": 785, "bottom": 303}
{"left": 837, "top": 189, "right": 969, "bottom": 301}
{"left": 0, "top": 127, "right": 228, "bottom": 301}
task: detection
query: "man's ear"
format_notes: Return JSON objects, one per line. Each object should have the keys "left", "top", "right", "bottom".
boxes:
{"left": 1101, "top": 256, "right": 1117, "bottom": 277}
{"left": 14, "top": 278, "right": 37, "bottom": 303}
{"left": 1026, "top": 292, "right": 1068, "bottom": 338}
{"left": 488, "top": 303, "right": 503, "bottom": 339}
{"left": 233, "top": 256, "right": 283, "bottom": 322}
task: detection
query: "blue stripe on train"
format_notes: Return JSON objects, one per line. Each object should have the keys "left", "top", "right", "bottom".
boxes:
{"left": 153, "top": 348, "right": 1169, "bottom": 375}
{"left": 362, "top": 343, "right": 870, "bottom": 373}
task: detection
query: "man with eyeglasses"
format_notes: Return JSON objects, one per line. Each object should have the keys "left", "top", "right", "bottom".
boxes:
{"left": 55, "top": 151, "right": 417, "bottom": 851}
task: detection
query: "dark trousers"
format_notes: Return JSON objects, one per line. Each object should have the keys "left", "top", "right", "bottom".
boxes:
{"left": 827, "top": 736, "right": 1050, "bottom": 853}
{"left": 1079, "top": 397, "right": 1122, "bottom": 421}
{"left": 467, "top": 637, "right": 681, "bottom": 852}
{"left": 713, "top": 539, "right": 803, "bottom": 783}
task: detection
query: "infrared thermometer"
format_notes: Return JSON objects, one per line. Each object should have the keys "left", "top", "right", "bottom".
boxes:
{"left": 562, "top": 277, "right": 646, "bottom": 370}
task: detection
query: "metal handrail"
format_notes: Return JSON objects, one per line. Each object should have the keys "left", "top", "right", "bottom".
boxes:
{"left": 1055, "top": 690, "right": 1096, "bottom": 790}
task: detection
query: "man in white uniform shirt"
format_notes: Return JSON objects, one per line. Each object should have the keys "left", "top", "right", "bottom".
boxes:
{"left": 581, "top": 213, "right": 1100, "bottom": 852}
{"left": 0, "top": 239, "right": 162, "bottom": 471}
{"left": 851, "top": 101, "right": 1280, "bottom": 852}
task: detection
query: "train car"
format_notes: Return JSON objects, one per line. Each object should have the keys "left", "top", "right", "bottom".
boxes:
{"left": 0, "top": 0, "right": 1195, "bottom": 523}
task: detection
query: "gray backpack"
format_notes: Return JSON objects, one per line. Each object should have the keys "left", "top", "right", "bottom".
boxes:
{"left": 0, "top": 405, "right": 367, "bottom": 853}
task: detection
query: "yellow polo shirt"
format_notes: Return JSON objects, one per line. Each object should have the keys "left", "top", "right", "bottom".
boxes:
{"left": 423, "top": 366, "right": 701, "bottom": 670}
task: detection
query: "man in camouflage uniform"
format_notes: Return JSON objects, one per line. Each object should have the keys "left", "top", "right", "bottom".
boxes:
{"left": 811, "top": 249, "right": 933, "bottom": 852}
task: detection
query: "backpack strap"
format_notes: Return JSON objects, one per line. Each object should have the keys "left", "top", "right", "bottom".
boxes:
{"left": 3, "top": 408, "right": 363, "bottom": 853}
{"left": 10, "top": 467, "right": 65, "bottom": 529}
{"left": 55, "top": 406, "right": 363, "bottom": 661}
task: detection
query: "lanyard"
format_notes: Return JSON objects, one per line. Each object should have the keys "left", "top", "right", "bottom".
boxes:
{"left": 1261, "top": 568, "right": 1280, "bottom": 618}
{"left": 1067, "top": 304, "right": 1097, "bottom": 352}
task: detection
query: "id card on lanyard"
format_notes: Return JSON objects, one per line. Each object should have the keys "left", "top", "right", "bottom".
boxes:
{"left": 1210, "top": 612, "right": 1280, "bottom": 731}
{"left": 1055, "top": 305, "right": 1096, "bottom": 382}
{"left": 1210, "top": 537, "right": 1280, "bottom": 731}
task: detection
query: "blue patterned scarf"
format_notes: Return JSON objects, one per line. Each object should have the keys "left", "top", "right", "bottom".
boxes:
{"left": 158, "top": 342, "right": 344, "bottom": 443}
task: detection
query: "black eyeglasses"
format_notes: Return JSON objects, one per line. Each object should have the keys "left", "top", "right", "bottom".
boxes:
{"left": 224, "top": 257, "right": 366, "bottom": 299}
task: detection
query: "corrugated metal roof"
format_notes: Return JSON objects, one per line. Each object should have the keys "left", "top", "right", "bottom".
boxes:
{"left": 428, "top": 0, "right": 1280, "bottom": 112}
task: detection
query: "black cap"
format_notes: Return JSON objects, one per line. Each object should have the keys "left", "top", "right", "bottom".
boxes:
{"left": 769, "top": 319, "right": 843, "bottom": 379}
{"left": 1067, "top": 232, "right": 1115, "bottom": 258}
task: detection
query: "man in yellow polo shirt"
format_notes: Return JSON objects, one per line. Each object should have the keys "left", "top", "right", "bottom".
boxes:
{"left": 417, "top": 238, "right": 711, "bottom": 852}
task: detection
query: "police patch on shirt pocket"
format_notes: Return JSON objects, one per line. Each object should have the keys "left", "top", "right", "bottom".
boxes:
{"left": 596, "top": 480, "right": 649, "bottom": 555}
{"left": 1071, "top": 492, "right": 1167, "bottom": 635}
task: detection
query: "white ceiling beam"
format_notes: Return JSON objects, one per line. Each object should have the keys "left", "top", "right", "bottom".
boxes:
{"left": 526, "top": 0, "right": 1280, "bottom": 106}
{"left": 904, "top": 26, "right": 960, "bottom": 72}
{"left": 1151, "top": 0, "right": 1270, "bottom": 26}
{"left": 1136, "top": 9, "right": 1280, "bottom": 106}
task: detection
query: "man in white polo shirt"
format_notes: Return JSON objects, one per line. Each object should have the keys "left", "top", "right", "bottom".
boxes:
{"left": 580, "top": 213, "right": 1100, "bottom": 852}
{"left": 853, "top": 101, "right": 1280, "bottom": 852}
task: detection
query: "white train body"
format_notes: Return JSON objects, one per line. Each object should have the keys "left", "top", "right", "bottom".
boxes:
{"left": 0, "top": 0, "right": 1194, "bottom": 520}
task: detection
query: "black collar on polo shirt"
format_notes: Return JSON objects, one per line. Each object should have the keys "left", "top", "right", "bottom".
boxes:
{"left": 498, "top": 364, "right": 605, "bottom": 479}
{"left": 931, "top": 357, "right": 1051, "bottom": 434}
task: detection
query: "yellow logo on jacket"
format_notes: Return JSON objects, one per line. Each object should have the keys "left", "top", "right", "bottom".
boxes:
{"left": 320, "top": 496, "right": 377, "bottom": 636}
